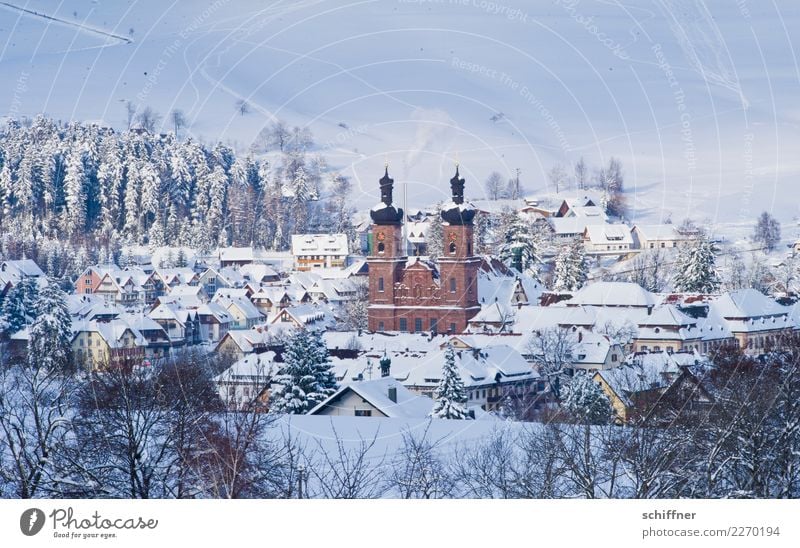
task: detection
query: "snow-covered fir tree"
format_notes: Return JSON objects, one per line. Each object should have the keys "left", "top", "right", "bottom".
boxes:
{"left": 673, "top": 237, "right": 722, "bottom": 293}
{"left": 63, "top": 149, "right": 87, "bottom": 237}
{"left": 563, "top": 372, "right": 612, "bottom": 424}
{"left": 426, "top": 208, "right": 444, "bottom": 258}
{"left": 27, "top": 280, "right": 72, "bottom": 372}
{"left": 553, "top": 239, "right": 588, "bottom": 292}
{"left": 430, "top": 344, "right": 470, "bottom": 420}
{"left": 270, "top": 329, "right": 338, "bottom": 414}
{"left": 0, "top": 280, "right": 31, "bottom": 335}
{"left": 498, "top": 212, "right": 539, "bottom": 276}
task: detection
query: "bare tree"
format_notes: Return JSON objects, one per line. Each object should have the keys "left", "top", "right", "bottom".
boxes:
{"left": 124, "top": 100, "right": 137, "bottom": 129}
{"left": 629, "top": 250, "right": 668, "bottom": 292}
{"left": 0, "top": 362, "right": 75, "bottom": 498}
{"left": 170, "top": 109, "right": 187, "bottom": 138}
{"left": 753, "top": 211, "right": 781, "bottom": 252}
{"left": 387, "top": 423, "right": 452, "bottom": 498}
{"left": 574, "top": 157, "right": 588, "bottom": 189}
{"left": 236, "top": 99, "right": 250, "bottom": 117}
{"left": 547, "top": 164, "right": 568, "bottom": 194}
{"left": 135, "top": 106, "right": 161, "bottom": 133}
{"left": 526, "top": 327, "right": 576, "bottom": 399}
{"left": 484, "top": 171, "right": 503, "bottom": 200}
{"left": 306, "top": 425, "right": 387, "bottom": 498}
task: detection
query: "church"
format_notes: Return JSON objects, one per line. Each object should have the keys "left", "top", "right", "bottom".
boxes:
{"left": 367, "top": 167, "right": 481, "bottom": 334}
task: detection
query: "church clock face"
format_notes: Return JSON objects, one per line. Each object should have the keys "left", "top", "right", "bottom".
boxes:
{"left": 448, "top": 232, "right": 458, "bottom": 242}
{"left": 376, "top": 231, "right": 386, "bottom": 242}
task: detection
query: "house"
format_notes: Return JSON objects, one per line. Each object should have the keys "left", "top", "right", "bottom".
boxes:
{"left": 120, "top": 314, "right": 171, "bottom": 360}
{"left": 566, "top": 282, "right": 659, "bottom": 309}
{"left": 213, "top": 352, "right": 276, "bottom": 409}
{"left": 147, "top": 304, "right": 201, "bottom": 346}
{"left": 197, "top": 302, "right": 234, "bottom": 343}
{"left": 164, "top": 284, "right": 209, "bottom": 307}
{"left": 239, "top": 263, "right": 280, "bottom": 284}
{"left": 0, "top": 259, "right": 45, "bottom": 290}
{"left": 631, "top": 224, "right": 691, "bottom": 250}
{"left": 593, "top": 351, "right": 713, "bottom": 424}
{"left": 269, "top": 304, "right": 327, "bottom": 329}
{"left": 93, "top": 270, "right": 143, "bottom": 306}
{"left": 554, "top": 193, "right": 602, "bottom": 217}
{"left": 406, "top": 220, "right": 430, "bottom": 256}
{"left": 213, "top": 294, "right": 263, "bottom": 329}
{"left": 568, "top": 330, "right": 625, "bottom": 373}
{"left": 71, "top": 319, "right": 146, "bottom": 370}
{"left": 291, "top": 233, "right": 349, "bottom": 271}
{"left": 250, "top": 287, "right": 293, "bottom": 314}
{"left": 307, "top": 377, "right": 434, "bottom": 418}
{"left": 709, "top": 289, "right": 794, "bottom": 354}
{"left": 218, "top": 247, "right": 258, "bottom": 267}
{"left": 214, "top": 328, "right": 272, "bottom": 361}
{"left": 156, "top": 268, "right": 199, "bottom": 289}
{"left": 582, "top": 224, "right": 634, "bottom": 255}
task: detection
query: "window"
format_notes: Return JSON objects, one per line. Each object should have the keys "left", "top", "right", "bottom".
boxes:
{"left": 355, "top": 410, "right": 372, "bottom": 417}
{"left": 649, "top": 243, "right": 654, "bottom": 249}
{"left": 666, "top": 346, "right": 674, "bottom": 353}
{"left": 449, "top": 277, "right": 456, "bottom": 293}
{"left": 414, "top": 318, "right": 423, "bottom": 332}
{"left": 85, "top": 279, "right": 92, "bottom": 285}
{"left": 449, "top": 242, "right": 457, "bottom": 255}
{"left": 399, "top": 318, "right": 408, "bottom": 332}
{"left": 654, "top": 346, "right": 661, "bottom": 351}
{"left": 430, "top": 318, "right": 438, "bottom": 332}
{"left": 377, "top": 242, "right": 385, "bottom": 254}
{"left": 378, "top": 277, "right": 384, "bottom": 292}
{"left": 611, "top": 354, "right": 618, "bottom": 362}
{"left": 467, "top": 242, "right": 472, "bottom": 255}
{"left": 660, "top": 242, "right": 665, "bottom": 248}
{"left": 450, "top": 322, "right": 457, "bottom": 333}
{"left": 378, "top": 321, "right": 385, "bottom": 331}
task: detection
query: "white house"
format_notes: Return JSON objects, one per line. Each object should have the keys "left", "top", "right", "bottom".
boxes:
{"left": 582, "top": 224, "right": 634, "bottom": 255}
{"left": 631, "top": 224, "right": 691, "bottom": 250}
{"left": 291, "top": 234, "right": 349, "bottom": 271}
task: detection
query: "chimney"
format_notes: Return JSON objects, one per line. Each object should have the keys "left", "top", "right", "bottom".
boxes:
{"left": 387, "top": 386, "right": 397, "bottom": 403}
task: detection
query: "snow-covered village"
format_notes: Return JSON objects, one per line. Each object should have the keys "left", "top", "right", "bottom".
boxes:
{"left": 1, "top": 1, "right": 800, "bottom": 509}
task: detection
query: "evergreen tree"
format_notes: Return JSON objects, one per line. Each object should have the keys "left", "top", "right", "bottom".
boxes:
{"left": 563, "top": 372, "right": 612, "bottom": 424}
{"left": 430, "top": 344, "right": 469, "bottom": 420}
{"left": 64, "top": 149, "right": 87, "bottom": 237}
{"left": 27, "top": 280, "right": 72, "bottom": 372}
{"left": 0, "top": 281, "right": 29, "bottom": 335}
{"left": 673, "top": 238, "right": 722, "bottom": 293}
{"left": 553, "top": 239, "right": 588, "bottom": 292}
{"left": 498, "top": 213, "right": 539, "bottom": 275}
{"left": 426, "top": 208, "right": 444, "bottom": 258}
{"left": 270, "top": 329, "right": 338, "bottom": 414}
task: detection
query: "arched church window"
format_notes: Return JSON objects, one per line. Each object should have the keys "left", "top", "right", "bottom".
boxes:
{"left": 449, "top": 242, "right": 456, "bottom": 255}
{"left": 377, "top": 242, "right": 385, "bottom": 254}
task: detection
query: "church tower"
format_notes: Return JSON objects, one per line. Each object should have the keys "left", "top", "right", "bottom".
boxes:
{"left": 367, "top": 168, "right": 406, "bottom": 332}
{"left": 438, "top": 167, "right": 481, "bottom": 332}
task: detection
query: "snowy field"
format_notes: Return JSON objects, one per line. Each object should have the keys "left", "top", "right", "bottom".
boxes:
{"left": 1, "top": 0, "right": 799, "bottom": 234}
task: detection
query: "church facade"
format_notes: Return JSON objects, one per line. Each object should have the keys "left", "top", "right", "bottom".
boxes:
{"left": 367, "top": 168, "right": 481, "bottom": 334}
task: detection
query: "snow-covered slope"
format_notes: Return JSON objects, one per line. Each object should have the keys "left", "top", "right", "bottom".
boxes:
{"left": 1, "top": 0, "right": 799, "bottom": 232}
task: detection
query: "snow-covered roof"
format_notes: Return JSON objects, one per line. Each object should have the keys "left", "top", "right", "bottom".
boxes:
{"left": 215, "top": 328, "right": 271, "bottom": 353}
{"left": 290, "top": 233, "right": 349, "bottom": 256}
{"left": 213, "top": 352, "right": 276, "bottom": 384}
{"left": 549, "top": 217, "right": 588, "bottom": 235}
{"left": 566, "top": 282, "right": 658, "bottom": 308}
{"left": 711, "top": 289, "right": 787, "bottom": 319}
{"left": 583, "top": 224, "right": 634, "bottom": 245}
{"left": 308, "top": 377, "right": 434, "bottom": 419}
{"left": 632, "top": 224, "right": 688, "bottom": 242}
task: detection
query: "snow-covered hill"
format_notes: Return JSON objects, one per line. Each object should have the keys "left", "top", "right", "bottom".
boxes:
{"left": 1, "top": 0, "right": 799, "bottom": 234}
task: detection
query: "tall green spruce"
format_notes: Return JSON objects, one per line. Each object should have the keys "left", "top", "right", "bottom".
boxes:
{"left": 270, "top": 329, "right": 338, "bottom": 414}
{"left": 430, "top": 344, "right": 470, "bottom": 420}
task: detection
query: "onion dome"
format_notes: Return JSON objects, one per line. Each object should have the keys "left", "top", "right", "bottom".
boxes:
{"left": 440, "top": 166, "right": 476, "bottom": 225}
{"left": 369, "top": 167, "right": 404, "bottom": 225}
